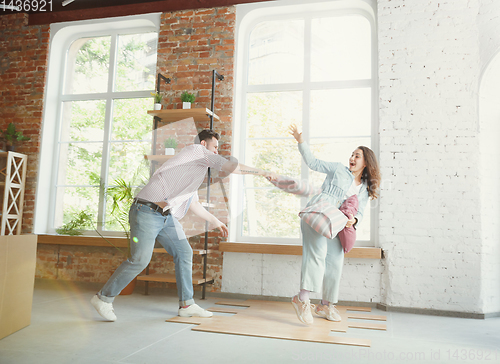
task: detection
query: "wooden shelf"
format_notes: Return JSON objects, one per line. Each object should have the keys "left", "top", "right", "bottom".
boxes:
{"left": 219, "top": 242, "right": 383, "bottom": 259}
{"left": 37, "top": 235, "right": 217, "bottom": 255}
{"left": 37, "top": 234, "right": 128, "bottom": 248}
{"left": 137, "top": 273, "right": 212, "bottom": 285}
{"left": 144, "top": 74, "right": 220, "bottom": 299}
{"left": 152, "top": 248, "right": 215, "bottom": 255}
{"left": 147, "top": 108, "right": 220, "bottom": 122}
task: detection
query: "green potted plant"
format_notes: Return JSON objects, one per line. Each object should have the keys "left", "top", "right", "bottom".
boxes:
{"left": 163, "top": 137, "right": 178, "bottom": 155}
{"left": 55, "top": 210, "right": 94, "bottom": 236}
{"left": 1, "top": 122, "right": 30, "bottom": 152}
{"left": 55, "top": 208, "right": 130, "bottom": 258}
{"left": 151, "top": 91, "right": 163, "bottom": 110}
{"left": 180, "top": 91, "right": 196, "bottom": 109}
{"left": 56, "top": 178, "right": 139, "bottom": 294}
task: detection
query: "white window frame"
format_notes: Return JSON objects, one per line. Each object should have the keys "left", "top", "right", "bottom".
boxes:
{"left": 34, "top": 14, "right": 161, "bottom": 235}
{"left": 230, "top": 0, "right": 378, "bottom": 246}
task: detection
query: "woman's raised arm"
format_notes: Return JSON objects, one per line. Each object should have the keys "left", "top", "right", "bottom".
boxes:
{"left": 289, "top": 124, "right": 339, "bottom": 175}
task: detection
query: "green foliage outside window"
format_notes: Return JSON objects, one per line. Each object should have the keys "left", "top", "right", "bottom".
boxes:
{"left": 57, "top": 33, "right": 157, "bottom": 233}
{"left": 242, "top": 92, "right": 303, "bottom": 239}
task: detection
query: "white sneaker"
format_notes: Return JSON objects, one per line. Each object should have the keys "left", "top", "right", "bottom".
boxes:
{"left": 291, "top": 295, "right": 314, "bottom": 325}
{"left": 315, "top": 303, "right": 341, "bottom": 322}
{"left": 178, "top": 303, "right": 213, "bottom": 318}
{"left": 91, "top": 294, "right": 117, "bottom": 321}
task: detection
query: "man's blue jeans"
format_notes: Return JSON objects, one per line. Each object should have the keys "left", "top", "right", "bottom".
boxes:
{"left": 97, "top": 202, "right": 195, "bottom": 307}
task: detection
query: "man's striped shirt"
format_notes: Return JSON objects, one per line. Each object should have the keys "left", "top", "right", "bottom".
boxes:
{"left": 136, "top": 144, "right": 227, "bottom": 219}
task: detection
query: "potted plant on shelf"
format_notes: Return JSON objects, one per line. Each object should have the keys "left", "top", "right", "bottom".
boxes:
{"left": 164, "top": 137, "right": 178, "bottom": 155}
{"left": 151, "top": 91, "right": 163, "bottom": 110}
{"left": 1, "top": 122, "right": 30, "bottom": 152}
{"left": 181, "top": 91, "right": 196, "bottom": 109}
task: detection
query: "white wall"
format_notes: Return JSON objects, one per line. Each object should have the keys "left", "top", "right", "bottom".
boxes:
{"left": 478, "top": 0, "right": 500, "bottom": 316}
{"left": 378, "top": 0, "right": 483, "bottom": 313}
{"left": 479, "top": 26, "right": 500, "bottom": 315}
{"left": 222, "top": 253, "right": 384, "bottom": 302}
{"left": 222, "top": 0, "right": 500, "bottom": 315}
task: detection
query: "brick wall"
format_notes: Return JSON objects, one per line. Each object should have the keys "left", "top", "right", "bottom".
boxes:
{"left": 0, "top": 13, "right": 49, "bottom": 233}
{"left": 36, "top": 244, "right": 127, "bottom": 281}
{"left": 153, "top": 7, "right": 235, "bottom": 292}
{"left": 32, "top": 7, "right": 235, "bottom": 293}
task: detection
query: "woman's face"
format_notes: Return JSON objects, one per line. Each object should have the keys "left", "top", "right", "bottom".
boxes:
{"left": 349, "top": 148, "right": 366, "bottom": 174}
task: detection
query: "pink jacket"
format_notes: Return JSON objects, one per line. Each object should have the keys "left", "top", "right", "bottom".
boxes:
{"left": 338, "top": 195, "right": 358, "bottom": 253}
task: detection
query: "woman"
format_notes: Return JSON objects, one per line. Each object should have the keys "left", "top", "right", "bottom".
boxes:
{"left": 289, "top": 124, "right": 380, "bottom": 325}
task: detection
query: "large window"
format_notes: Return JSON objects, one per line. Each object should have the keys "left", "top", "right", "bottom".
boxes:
{"left": 36, "top": 15, "right": 160, "bottom": 235}
{"left": 56, "top": 32, "right": 157, "bottom": 233}
{"left": 234, "top": 2, "right": 377, "bottom": 245}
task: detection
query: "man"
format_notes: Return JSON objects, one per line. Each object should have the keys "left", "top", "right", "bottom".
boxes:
{"left": 91, "top": 129, "right": 274, "bottom": 321}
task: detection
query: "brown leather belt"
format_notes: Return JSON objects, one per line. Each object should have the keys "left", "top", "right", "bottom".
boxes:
{"left": 133, "top": 198, "right": 170, "bottom": 216}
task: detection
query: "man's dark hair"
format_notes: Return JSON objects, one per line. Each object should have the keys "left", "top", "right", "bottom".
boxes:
{"left": 195, "top": 129, "right": 220, "bottom": 144}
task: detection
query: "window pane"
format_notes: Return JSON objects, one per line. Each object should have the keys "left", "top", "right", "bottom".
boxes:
{"left": 247, "top": 91, "right": 302, "bottom": 139}
{"left": 65, "top": 37, "right": 111, "bottom": 94}
{"left": 115, "top": 33, "right": 158, "bottom": 92}
{"left": 108, "top": 142, "right": 151, "bottom": 184}
{"left": 61, "top": 100, "right": 106, "bottom": 142}
{"left": 104, "top": 179, "right": 141, "bottom": 234}
{"left": 106, "top": 97, "right": 152, "bottom": 232}
{"left": 245, "top": 139, "right": 301, "bottom": 185}
{"left": 311, "top": 16, "right": 371, "bottom": 81}
{"left": 248, "top": 20, "right": 304, "bottom": 85}
{"left": 57, "top": 142, "right": 103, "bottom": 186}
{"left": 54, "top": 186, "right": 99, "bottom": 229}
{"left": 357, "top": 204, "right": 370, "bottom": 241}
{"left": 240, "top": 9, "right": 374, "bottom": 243}
{"left": 104, "top": 192, "right": 130, "bottom": 233}
{"left": 242, "top": 138, "right": 302, "bottom": 239}
{"left": 112, "top": 98, "right": 154, "bottom": 140}
{"left": 310, "top": 88, "right": 371, "bottom": 138}
{"left": 242, "top": 188, "right": 301, "bottom": 238}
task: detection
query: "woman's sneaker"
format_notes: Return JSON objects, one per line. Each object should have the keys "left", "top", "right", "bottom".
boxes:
{"left": 291, "top": 295, "right": 314, "bottom": 324}
{"left": 314, "top": 303, "right": 341, "bottom": 322}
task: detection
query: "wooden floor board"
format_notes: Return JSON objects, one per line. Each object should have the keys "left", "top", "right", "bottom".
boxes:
{"left": 347, "top": 313, "right": 387, "bottom": 321}
{"left": 166, "top": 300, "right": 387, "bottom": 347}
{"left": 207, "top": 307, "right": 241, "bottom": 314}
{"left": 348, "top": 322, "right": 387, "bottom": 331}
{"left": 213, "top": 300, "right": 250, "bottom": 307}
{"left": 343, "top": 306, "right": 372, "bottom": 312}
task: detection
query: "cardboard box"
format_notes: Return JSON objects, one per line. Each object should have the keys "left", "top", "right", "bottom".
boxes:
{"left": 0, "top": 234, "right": 38, "bottom": 340}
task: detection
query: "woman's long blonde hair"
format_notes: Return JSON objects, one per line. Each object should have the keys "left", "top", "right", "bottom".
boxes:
{"left": 357, "top": 146, "right": 381, "bottom": 200}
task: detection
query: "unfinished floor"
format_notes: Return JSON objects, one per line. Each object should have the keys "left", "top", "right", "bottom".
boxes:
{"left": 0, "top": 279, "right": 499, "bottom": 364}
